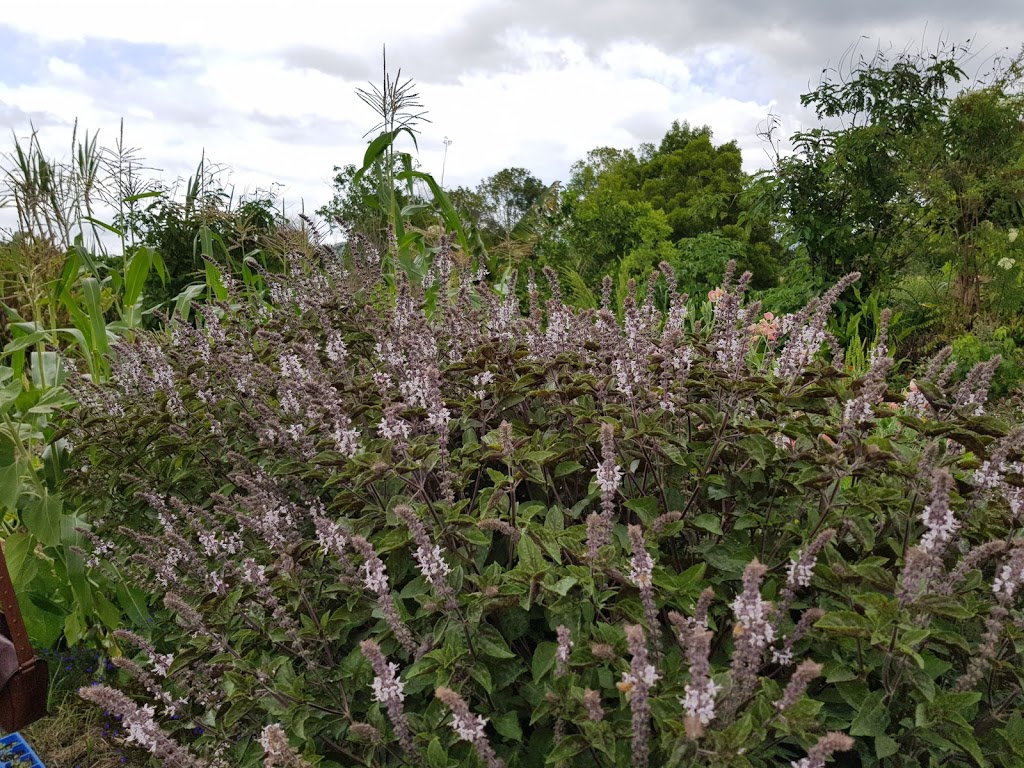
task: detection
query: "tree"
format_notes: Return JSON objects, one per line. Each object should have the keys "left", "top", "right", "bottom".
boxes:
{"left": 316, "top": 158, "right": 424, "bottom": 249}
{"left": 549, "top": 122, "right": 780, "bottom": 296}
{"left": 449, "top": 168, "right": 550, "bottom": 253}
{"left": 640, "top": 121, "right": 747, "bottom": 241}
{"left": 477, "top": 167, "right": 548, "bottom": 243}
{"left": 767, "top": 41, "right": 1024, "bottom": 321}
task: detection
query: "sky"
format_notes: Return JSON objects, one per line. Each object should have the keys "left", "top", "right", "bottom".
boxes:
{"left": 1, "top": 0, "right": 1023, "bottom": 234}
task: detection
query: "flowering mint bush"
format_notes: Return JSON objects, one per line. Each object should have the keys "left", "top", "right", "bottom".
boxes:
{"left": 64, "top": 241, "right": 1024, "bottom": 767}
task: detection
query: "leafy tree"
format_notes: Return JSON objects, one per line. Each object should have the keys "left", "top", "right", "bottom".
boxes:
{"left": 639, "top": 122, "right": 747, "bottom": 241}
{"left": 550, "top": 123, "right": 780, "bottom": 298}
{"left": 476, "top": 167, "right": 548, "bottom": 243}
{"left": 767, "top": 42, "right": 1024, "bottom": 321}
{"left": 316, "top": 157, "right": 427, "bottom": 251}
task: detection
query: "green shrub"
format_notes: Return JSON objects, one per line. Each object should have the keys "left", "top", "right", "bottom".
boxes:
{"left": 63, "top": 251, "right": 1024, "bottom": 768}
{"left": 950, "top": 322, "right": 1024, "bottom": 400}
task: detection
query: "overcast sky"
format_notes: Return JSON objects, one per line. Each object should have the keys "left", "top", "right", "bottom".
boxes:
{"left": 2, "top": 1, "right": 1023, "bottom": 233}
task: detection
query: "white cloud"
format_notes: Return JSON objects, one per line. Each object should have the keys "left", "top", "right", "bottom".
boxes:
{"left": 46, "top": 56, "right": 86, "bottom": 82}
{"left": 2, "top": 0, "right": 491, "bottom": 50}
{"left": 2, "top": 1, "right": 1022, "bottom": 240}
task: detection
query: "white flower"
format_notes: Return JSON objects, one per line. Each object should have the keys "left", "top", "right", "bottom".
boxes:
{"left": 314, "top": 517, "right": 348, "bottom": 558}
{"left": 622, "top": 663, "right": 660, "bottom": 691}
{"left": 414, "top": 544, "right": 451, "bottom": 586}
{"left": 786, "top": 557, "right": 815, "bottom": 588}
{"left": 998, "top": 257, "right": 1017, "bottom": 271}
{"left": 259, "top": 723, "right": 299, "bottom": 763}
{"left": 279, "top": 354, "right": 305, "bottom": 379}
{"left": 361, "top": 558, "right": 389, "bottom": 595}
{"left": 325, "top": 333, "right": 348, "bottom": 363}
{"left": 241, "top": 558, "right": 267, "bottom": 585}
{"left": 378, "top": 413, "right": 411, "bottom": 440}
{"left": 427, "top": 405, "right": 451, "bottom": 431}
{"left": 333, "top": 424, "right": 360, "bottom": 457}
{"left": 974, "top": 459, "right": 1006, "bottom": 491}
{"left": 472, "top": 371, "right": 495, "bottom": 387}
{"left": 681, "top": 678, "right": 719, "bottom": 725}
{"left": 993, "top": 550, "right": 1024, "bottom": 599}
{"left": 594, "top": 462, "right": 623, "bottom": 495}
{"left": 1009, "top": 227, "right": 1019, "bottom": 243}
{"left": 123, "top": 704, "right": 160, "bottom": 748}
{"left": 630, "top": 548, "right": 654, "bottom": 589}
{"left": 731, "top": 592, "right": 775, "bottom": 647}
{"left": 472, "top": 371, "right": 495, "bottom": 401}
{"left": 151, "top": 653, "right": 174, "bottom": 677}
{"left": 904, "top": 380, "right": 929, "bottom": 416}
{"left": 451, "top": 712, "right": 488, "bottom": 742}
{"left": 370, "top": 662, "right": 406, "bottom": 704}
{"left": 919, "top": 503, "right": 959, "bottom": 553}
{"left": 772, "top": 647, "right": 794, "bottom": 666}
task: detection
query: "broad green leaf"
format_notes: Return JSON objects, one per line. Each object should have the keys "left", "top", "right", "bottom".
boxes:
{"left": 554, "top": 461, "right": 583, "bottom": 478}
{"left": 850, "top": 690, "right": 890, "bottom": 737}
{"left": 21, "top": 493, "right": 62, "bottom": 547}
{"left": 692, "top": 513, "right": 724, "bottom": 535}
{"left": 491, "top": 711, "right": 522, "bottom": 742}
{"left": 123, "top": 245, "right": 156, "bottom": 316}
{"left": 875, "top": 735, "right": 899, "bottom": 759}
{"left": 546, "top": 576, "right": 577, "bottom": 596}
{"left": 0, "top": 461, "right": 21, "bottom": 511}
{"left": 470, "top": 663, "right": 493, "bottom": 694}
{"left": 545, "top": 735, "right": 589, "bottom": 764}
{"left": 518, "top": 534, "right": 546, "bottom": 573}
{"left": 426, "top": 737, "right": 447, "bottom": 768}
{"left": 816, "top": 610, "right": 871, "bottom": 638}
{"left": 531, "top": 641, "right": 557, "bottom": 682}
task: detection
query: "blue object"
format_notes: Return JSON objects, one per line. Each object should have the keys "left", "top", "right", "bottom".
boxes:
{"left": 0, "top": 733, "right": 44, "bottom": 768}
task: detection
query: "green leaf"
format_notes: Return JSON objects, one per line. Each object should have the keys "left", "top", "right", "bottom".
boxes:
{"left": 116, "top": 582, "right": 151, "bottom": 626}
{"left": 554, "top": 461, "right": 583, "bottom": 478}
{"left": 79, "top": 276, "right": 110, "bottom": 358}
{"left": 518, "top": 534, "right": 546, "bottom": 573}
{"left": 816, "top": 610, "right": 871, "bottom": 638}
{"left": 850, "top": 690, "right": 890, "bottom": 737}
{"left": 470, "top": 664, "right": 493, "bottom": 694}
{"left": 997, "top": 713, "right": 1024, "bottom": 756}
{"left": 21, "top": 493, "right": 62, "bottom": 547}
{"left": 123, "top": 246, "right": 157, "bottom": 318}
{"left": 82, "top": 215, "right": 125, "bottom": 237}
{"left": 692, "top": 514, "right": 724, "bottom": 535}
{"left": 3, "top": 330, "right": 48, "bottom": 355}
{"left": 875, "top": 735, "right": 899, "bottom": 759}
{"left": 0, "top": 462, "right": 21, "bottom": 511}
{"left": 476, "top": 628, "right": 517, "bottom": 660}
{"left": 173, "top": 283, "right": 207, "bottom": 323}
{"left": 122, "top": 190, "right": 163, "bottom": 203}
{"left": 532, "top": 641, "right": 557, "bottom": 682}
{"left": 492, "top": 711, "right": 523, "bottom": 742}
{"left": 623, "top": 497, "right": 658, "bottom": 524}
{"left": 545, "top": 735, "right": 589, "bottom": 764}
{"left": 739, "top": 434, "right": 775, "bottom": 468}
{"left": 426, "top": 737, "right": 447, "bottom": 768}
{"left": 64, "top": 609, "right": 83, "bottom": 646}
{"left": 62, "top": 511, "right": 93, "bottom": 615}
{"left": 3, "top": 533, "right": 37, "bottom": 590}
{"left": 0, "top": 380, "right": 22, "bottom": 413}
{"left": 546, "top": 576, "right": 577, "bottom": 596}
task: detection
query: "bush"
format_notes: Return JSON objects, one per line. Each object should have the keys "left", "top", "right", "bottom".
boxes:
{"left": 951, "top": 322, "right": 1024, "bottom": 401}
{"left": 63, "top": 250, "right": 1024, "bottom": 768}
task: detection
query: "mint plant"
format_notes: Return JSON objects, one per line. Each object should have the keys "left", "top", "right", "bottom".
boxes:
{"left": 64, "top": 242, "right": 1024, "bottom": 767}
